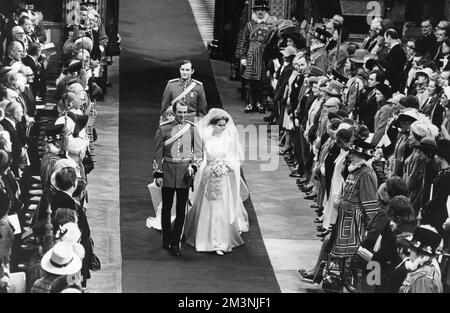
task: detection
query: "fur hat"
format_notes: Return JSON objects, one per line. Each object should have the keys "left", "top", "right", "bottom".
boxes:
{"left": 406, "top": 225, "right": 442, "bottom": 256}
{"left": 252, "top": 0, "right": 270, "bottom": 11}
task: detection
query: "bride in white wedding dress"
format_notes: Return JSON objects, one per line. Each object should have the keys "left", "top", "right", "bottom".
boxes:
{"left": 184, "top": 109, "right": 249, "bottom": 255}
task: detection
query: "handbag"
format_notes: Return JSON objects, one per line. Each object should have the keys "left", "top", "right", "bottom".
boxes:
{"left": 89, "top": 237, "right": 101, "bottom": 271}
{"left": 321, "top": 256, "right": 344, "bottom": 293}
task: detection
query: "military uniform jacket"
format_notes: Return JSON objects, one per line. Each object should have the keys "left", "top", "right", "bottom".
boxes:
{"left": 160, "top": 78, "right": 207, "bottom": 117}
{"left": 152, "top": 120, "right": 202, "bottom": 189}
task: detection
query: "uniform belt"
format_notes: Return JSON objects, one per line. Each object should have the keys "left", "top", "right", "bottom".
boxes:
{"left": 164, "top": 157, "right": 192, "bottom": 163}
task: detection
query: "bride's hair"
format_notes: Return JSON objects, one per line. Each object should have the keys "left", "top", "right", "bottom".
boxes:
{"left": 209, "top": 115, "right": 229, "bottom": 125}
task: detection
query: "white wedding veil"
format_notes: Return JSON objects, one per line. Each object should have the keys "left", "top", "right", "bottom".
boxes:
{"left": 191, "top": 108, "right": 249, "bottom": 232}
{"left": 195, "top": 108, "right": 245, "bottom": 163}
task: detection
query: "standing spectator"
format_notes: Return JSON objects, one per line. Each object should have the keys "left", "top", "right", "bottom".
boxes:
{"left": 415, "top": 68, "right": 433, "bottom": 108}
{"left": 30, "top": 242, "right": 82, "bottom": 293}
{"left": 400, "top": 41, "right": 416, "bottom": 94}
{"left": 362, "top": 18, "right": 382, "bottom": 52}
{"left": 3, "top": 41, "right": 24, "bottom": 67}
{"left": 331, "top": 139, "right": 379, "bottom": 261}
{"left": 399, "top": 225, "right": 443, "bottom": 293}
{"left": 434, "top": 25, "right": 450, "bottom": 69}
{"left": 325, "top": 18, "right": 347, "bottom": 74}
{"left": 421, "top": 138, "right": 450, "bottom": 239}
{"left": 359, "top": 69, "right": 385, "bottom": 132}
{"left": 371, "top": 84, "right": 393, "bottom": 146}
{"left": 22, "top": 42, "right": 43, "bottom": 99}
{"left": 344, "top": 49, "right": 369, "bottom": 115}
{"left": 384, "top": 29, "right": 407, "bottom": 92}
{"left": 309, "top": 27, "right": 330, "bottom": 74}
{"left": 416, "top": 19, "right": 439, "bottom": 59}
{"left": 440, "top": 39, "right": 450, "bottom": 72}
{"left": 240, "top": 0, "right": 273, "bottom": 113}
{"left": 402, "top": 121, "right": 430, "bottom": 214}
{"left": 0, "top": 100, "right": 25, "bottom": 177}
{"left": 422, "top": 75, "right": 445, "bottom": 127}
{"left": 0, "top": 154, "right": 14, "bottom": 293}
{"left": 369, "top": 195, "right": 417, "bottom": 292}
{"left": 390, "top": 108, "right": 419, "bottom": 176}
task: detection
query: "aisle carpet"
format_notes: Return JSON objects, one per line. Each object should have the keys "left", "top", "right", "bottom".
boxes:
{"left": 119, "top": 0, "right": 280, "bottom": 292}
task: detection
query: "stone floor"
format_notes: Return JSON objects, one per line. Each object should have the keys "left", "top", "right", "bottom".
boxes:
{"left": 86, "top": 58, "right": 122, "bottom": 293}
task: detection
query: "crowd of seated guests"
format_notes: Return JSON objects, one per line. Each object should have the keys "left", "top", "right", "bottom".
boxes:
{"left": 0, "top": 0, "right": 109, "bottom": 293}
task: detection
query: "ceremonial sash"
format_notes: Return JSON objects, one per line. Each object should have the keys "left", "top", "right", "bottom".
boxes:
{"left": 164, "top": 123, "right": 191, "bottom": 147}
{"left": 170, "top": 81, "right": 197, "bottom": 105}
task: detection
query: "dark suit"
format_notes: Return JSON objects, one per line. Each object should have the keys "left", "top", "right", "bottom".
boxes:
{"left": 385, "top": 44, "right": 407, "bottom": 92}
{"left": 274, "top": 62, "right": 295, "bottom": 124}
{"left": 358, "top": 88, "right": 378, "bottom": 132}
{"left": 416, "top": 33, "right": 438, "bottom": 59}
{"left": 2, "top": 56, "right": 16, "bottom": 67}
{"left": 400, "top": 58, "right": 413, "bottom": 94}
{"left": 22, "top": 55, "right": 40, "bottom": 98}
{"left": 434, "top": 44, "right": 445, "bottom": 69}
{"left": 0, "top": 119, "right": 23, "bottom": 177}
{"left": 51, "top": 190, "right": 92, "bottom": 283}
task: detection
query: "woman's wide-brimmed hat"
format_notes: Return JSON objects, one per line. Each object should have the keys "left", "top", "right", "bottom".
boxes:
{"left": 41, "top": 242, "right": 82, "bottom": 276}
{"left": 311, "top": 27, "right": 332, "bottom": 43}
{"left": 406, "top": 225, "right": 441, "bottom": 256}
{"left": 330, "top": 68, "right": 349, "bottom": 84}
{"left": 349, "top": 49, "right": 370, "bottom": 64}
{"left": 320, "top": 80, "right": 344, "bottom": 97}
{"left": 393, "top": 108, "right": 420, "bottom": 127}
{"left": 417, "top": 136, "right": 437, "bottom": 155}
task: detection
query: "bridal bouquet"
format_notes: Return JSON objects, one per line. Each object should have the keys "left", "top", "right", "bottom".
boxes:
{"left": 205, "top": 160, "right": 229, "bottom": 201}
{"left": 210, "top": 160, "right": 229, "bottom": 178}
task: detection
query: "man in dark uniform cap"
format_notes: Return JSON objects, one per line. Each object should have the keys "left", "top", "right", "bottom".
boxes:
{"left": 153, "top": 101, "right": 202, "bottom": 257}
{"left": 160, "top": 60, "right": 207, "bottom": 120}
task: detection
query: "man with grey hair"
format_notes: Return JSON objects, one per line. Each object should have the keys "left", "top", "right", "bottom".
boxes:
{"left": 66, "top": 137, "right": 89, "bottom": 206}
{"left": 3, "top": 41, "right": 24, "bottom": 67}
{"left": 0, "top": 100, "right": 25, "bottom": 176}
{"left": 11, "top": 26, "right": 28, "bottom": 52}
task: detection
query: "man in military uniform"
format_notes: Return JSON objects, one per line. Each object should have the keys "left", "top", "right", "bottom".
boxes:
{"left": 153, "top": 101, "right": 202, "bottom": 257}
{"left": 160, "top": 60, "right": 207, "bottom": 120}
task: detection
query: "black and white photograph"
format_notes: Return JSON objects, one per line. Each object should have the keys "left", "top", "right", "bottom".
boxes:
{"left": 1, "top": 0, "right": 450, "bottom": 301}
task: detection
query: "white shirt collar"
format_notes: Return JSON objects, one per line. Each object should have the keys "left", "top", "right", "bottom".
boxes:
{"left": 5, "top": 117, "right": 17, "bottom": 128}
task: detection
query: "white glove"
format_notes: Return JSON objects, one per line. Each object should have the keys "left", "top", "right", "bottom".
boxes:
{"left": 443, "top": 218, "right": 450, "bottom": 232}
{"left": 241, "top": 59, "right": 247, "bottom": 67}
{"left": 294, "top": 118, "right": 300, "bottom": 127}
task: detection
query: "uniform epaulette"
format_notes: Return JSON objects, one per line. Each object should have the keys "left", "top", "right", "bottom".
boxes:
{"left": 192, "top": 79, "right": 203, "bottom": 86}
{"left": 168, "top": 78, "right": 179, "bottom": 83}
{"left": 160, "top": 120, "right": 173, "bottom": 126}
{"left": 186, "top": 120, "right": 197, "bottom": 127}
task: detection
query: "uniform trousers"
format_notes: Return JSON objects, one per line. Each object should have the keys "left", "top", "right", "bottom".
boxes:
{"left": 161, "top": 187, "right": 189, "bottom": 248}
